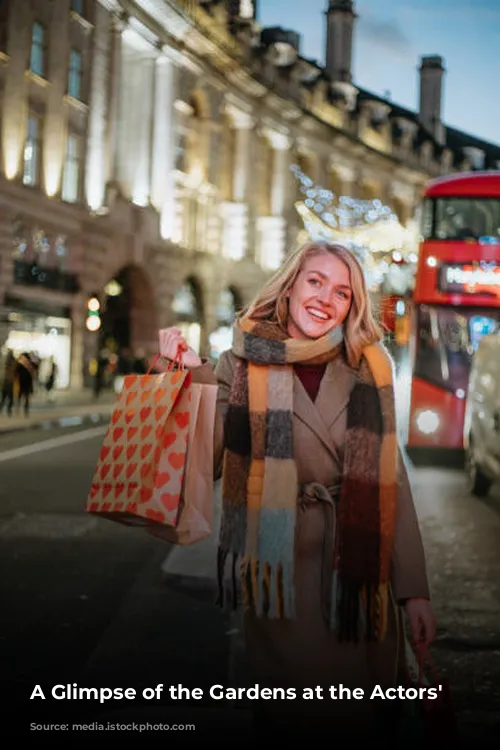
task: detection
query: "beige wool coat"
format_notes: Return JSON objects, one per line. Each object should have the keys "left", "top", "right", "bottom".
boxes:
{"left": 192, "top": 349, "right": 430, "bottom": 733}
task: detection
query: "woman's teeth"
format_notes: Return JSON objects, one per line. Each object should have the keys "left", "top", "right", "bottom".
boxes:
{"left": 306, "top": 307, "right": 329, "bottom": 321}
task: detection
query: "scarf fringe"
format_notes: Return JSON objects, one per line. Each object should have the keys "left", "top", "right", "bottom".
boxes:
{"left": 217, "top": 548, "right": 389, "bottom": 642}
{"left": 330, "top": 576, "right": 389, "bottom": 642}
{"left": 216, "top": 550, "right": 295, "bottom": 619}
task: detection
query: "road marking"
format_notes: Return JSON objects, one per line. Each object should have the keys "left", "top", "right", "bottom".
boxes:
{"left": 0, "top": 425, "right": 107, "bottom": 463}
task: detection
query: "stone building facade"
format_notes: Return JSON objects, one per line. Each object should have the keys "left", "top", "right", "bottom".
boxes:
{"left": 0, "top": 0, "right": 499, "bottom": 388}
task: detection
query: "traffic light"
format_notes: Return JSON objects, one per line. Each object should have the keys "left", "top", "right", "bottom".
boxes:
{"left": 86, "top": 295, "right": 101, "bottom": 331}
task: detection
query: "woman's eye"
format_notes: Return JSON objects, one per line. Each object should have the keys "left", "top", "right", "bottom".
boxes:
{"left": 308, "top": 278, "right": 320, "bottom": 286}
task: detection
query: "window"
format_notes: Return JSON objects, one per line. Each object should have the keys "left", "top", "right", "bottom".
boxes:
{"left": 30, "top": 22, "right": 45, "bottom": 77}
{"left": 422, "top": 197, "right": 500, "bottom": 241}
{"left": 414, "top": 305, "right": 500, "bottom": 394}
{"left": 62, "top": 133, "right": 82, "bottom": 202}
{"left": 71, "top": 0, "right": 84, "bottom": 15}
{"left": 175, "top": 132, "right": 188, "bottom": 172}
{"left": 23, "top": 115, "right": 41, "bottom": 186}
{"left": 68, "top": 48, "right": 82, "bottom": 99}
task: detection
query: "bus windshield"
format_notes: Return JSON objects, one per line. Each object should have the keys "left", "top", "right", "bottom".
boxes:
{"left": 421, "top": 197, "right": 500, "bottom": 242}
{"left": 414, "top": 305, "right": 500, "bottom": 394}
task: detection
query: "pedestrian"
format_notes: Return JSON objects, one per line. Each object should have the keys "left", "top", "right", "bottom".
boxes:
{"left": 44, "top": 356, "right": 58, "bottom": 403}
{"left": 15, "top": 352, "right": 38, "bottom": 416}
{"left": 0, "top": 349, "right": 17, "bottom": 416}
{"left": 93, "top": 349, "right": 109, "bottom": 400}
{"left": 158, "top": 241, "right": 435, "bottom": 739}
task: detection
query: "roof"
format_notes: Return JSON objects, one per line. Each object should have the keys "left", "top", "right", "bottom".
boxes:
{"left": 425, "top": 171, "right": 500, "bottom": 197}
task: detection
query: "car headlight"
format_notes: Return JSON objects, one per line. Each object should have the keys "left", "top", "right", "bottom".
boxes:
{"left": 415, "top": 409, "right": 440, "bottom": 435}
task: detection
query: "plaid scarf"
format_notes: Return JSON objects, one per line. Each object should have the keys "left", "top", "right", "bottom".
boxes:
{"left": 218, "top": 318, "right": 398, "bottom": 643}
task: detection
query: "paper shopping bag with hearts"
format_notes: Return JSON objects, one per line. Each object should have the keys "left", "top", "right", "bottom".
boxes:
{"left": 146, "top": 380, "right": 218, "bottom": 545}
{"left": 85, "top": 368, "right": 193, "bottom": 527}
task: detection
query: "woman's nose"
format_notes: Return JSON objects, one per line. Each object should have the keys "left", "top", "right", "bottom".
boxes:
{"left": 317, "top": 287, "right": 332, "bottom": 304}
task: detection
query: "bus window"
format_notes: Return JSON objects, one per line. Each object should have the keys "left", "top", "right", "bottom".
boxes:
{"left": 430, "top": 198, "right": 500, "bottom": 241}
{"left": 414, "top": 305, "right": 500, "bottom": 395}
{"left": 420, "top": 198, "right": 434, "bottom": 239}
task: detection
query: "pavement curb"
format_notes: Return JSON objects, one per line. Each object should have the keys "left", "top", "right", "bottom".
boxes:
{"left": 0, "top": 411, "right": 111, "bottom": 436}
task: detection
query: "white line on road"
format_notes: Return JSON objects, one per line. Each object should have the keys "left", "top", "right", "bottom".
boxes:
{"left": 0, "top": 425, "right": 108, "bottom": 463}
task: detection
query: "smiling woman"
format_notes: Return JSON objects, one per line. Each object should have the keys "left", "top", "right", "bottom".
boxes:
{"left": 158, "top": 240, "right": 435, "bottom": 739}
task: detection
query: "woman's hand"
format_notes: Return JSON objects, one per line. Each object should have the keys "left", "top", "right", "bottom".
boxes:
{"left": 405, "top": 598, "right": 436, "bottom": 649}
{"left": 158, "top": 328, "right": 202, "bottom": 369}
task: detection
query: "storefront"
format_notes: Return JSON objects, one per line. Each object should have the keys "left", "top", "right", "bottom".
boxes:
{"left": 2, "top": 299, "right": 72, "bottom": 389}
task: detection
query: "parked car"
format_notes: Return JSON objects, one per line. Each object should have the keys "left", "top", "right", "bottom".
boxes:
{"left": 463, "top": 332, "right": 500, "bottom": 496}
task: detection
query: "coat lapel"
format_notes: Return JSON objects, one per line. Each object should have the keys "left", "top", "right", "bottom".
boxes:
{"left": 292, "top": 358, "right": 356, "bottom": 462}
{"left": 315, "top": 358, "right": 357, "bottom": 430}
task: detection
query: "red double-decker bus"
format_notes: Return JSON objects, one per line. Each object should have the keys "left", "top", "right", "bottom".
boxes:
{"left": 406, "top": 171, "right": 500, "bottom": 455}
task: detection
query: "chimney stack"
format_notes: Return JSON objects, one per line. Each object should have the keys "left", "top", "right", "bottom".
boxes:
{"left": 325, "top": 0, "right": 357, "bottom": 83}
{"left": 418, "top": 55, "right": 445, "bottom": 145}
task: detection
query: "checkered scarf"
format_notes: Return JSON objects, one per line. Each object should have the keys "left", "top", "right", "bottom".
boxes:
{"left": 218, "top": 318, "right": 398, "bottom": 642}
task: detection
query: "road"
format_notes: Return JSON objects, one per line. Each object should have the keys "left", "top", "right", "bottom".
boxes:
{"left": 0, "top": 423, "right": 499, "bottom": 740}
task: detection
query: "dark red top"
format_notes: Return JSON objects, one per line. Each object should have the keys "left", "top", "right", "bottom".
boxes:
{"left": 293, "top": 363, "right": 327, "bottom": 403}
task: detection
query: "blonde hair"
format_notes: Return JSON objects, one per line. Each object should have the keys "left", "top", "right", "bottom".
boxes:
{"left": 242, "top": 241, "right": 382, "bottom": 367}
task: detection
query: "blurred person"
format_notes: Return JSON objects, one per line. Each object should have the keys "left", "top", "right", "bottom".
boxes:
{"left": 44, "top": 356, "right": 58, "bottom": 403}
{"left": 0, "top": 349, "right": 17, "bottom": 416}
{"left": 158, "top": 241, "right": 435, "bottom": 739}
{"left": 15, "top": 352, "right": 39, "bottom": 416}
{"left": 114, "top": 347, "right": 133, "bottom": 393}
{"left": 93, "top": 349, "right": 109, "bottom": 400}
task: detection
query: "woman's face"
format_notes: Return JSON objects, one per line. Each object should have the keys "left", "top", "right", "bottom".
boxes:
{"left": 286, "top": 252, "right": 352, "bottom": 340}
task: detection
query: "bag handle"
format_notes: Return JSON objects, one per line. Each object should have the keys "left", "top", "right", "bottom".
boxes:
{"left": 417, "top": 644, "right": 441, "bottom": 688}
{"left": 147, "top": 348, "right": 184, "bottom": 375}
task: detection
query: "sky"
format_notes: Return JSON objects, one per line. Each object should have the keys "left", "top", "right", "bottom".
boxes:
{"left": 258, "top": 0, "right": 499, "bottom": 146}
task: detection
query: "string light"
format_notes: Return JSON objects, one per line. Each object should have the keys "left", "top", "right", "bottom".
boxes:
{"left": 290, "top": 164, "right": 420, "bottom": 291}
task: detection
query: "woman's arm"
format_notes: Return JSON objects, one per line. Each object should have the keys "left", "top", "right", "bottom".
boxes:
{"left": 391, "top": 448, "right": 430, "bottom": 602}
{"left": 189, "top": 351, "right": 235, "bottom": 479}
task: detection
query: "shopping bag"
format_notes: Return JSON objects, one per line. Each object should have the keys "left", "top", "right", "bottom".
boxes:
{"left": 416, "top": 647, "right": 457, "bottom": 742}
{"left": 397, "top": 645, "right": 457, "bottom": 745}
{"left": 85, "top": 365, "right": 193, "bottom": 527}
{"left": 146, "top": 380, "right": 218, "bottom": 545}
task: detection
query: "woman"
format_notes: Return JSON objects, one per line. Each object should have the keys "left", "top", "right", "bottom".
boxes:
{"left": 159, "top": 241, "right": 435, "bottom": 736}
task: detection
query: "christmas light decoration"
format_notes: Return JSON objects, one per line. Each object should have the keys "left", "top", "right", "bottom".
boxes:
{"left": 290, "top": 164, "right": 420, "bottom": 291}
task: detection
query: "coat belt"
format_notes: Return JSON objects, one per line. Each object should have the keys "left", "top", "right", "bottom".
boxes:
{"left": 300, "top": 482, "right": 341, "bottom": 622}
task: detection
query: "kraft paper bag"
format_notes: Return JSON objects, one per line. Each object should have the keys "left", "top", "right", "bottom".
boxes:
{"left": 146, "top": 381, "right": 218, "bottom": 545}
{"left": 85, "top": 368, "right": 193, "bottom": 527}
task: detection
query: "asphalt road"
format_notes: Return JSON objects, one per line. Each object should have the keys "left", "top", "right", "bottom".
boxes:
{"left": 0, "top": 425, "right": 241, "bottom": 736}
{"left": 0, "top": 424, "right": 499, "bottom": 740}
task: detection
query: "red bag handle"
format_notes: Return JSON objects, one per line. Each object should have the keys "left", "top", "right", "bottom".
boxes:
{"left": 417, "top": 645, "right": 441, "bottom": 687}
{"left": 147, "top": 347, "right": 184, "bottom": 375}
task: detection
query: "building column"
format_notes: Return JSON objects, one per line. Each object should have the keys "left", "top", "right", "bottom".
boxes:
{"left": 116, "top": 29, "right": 156, "bottom": 204}
{"left": 257, "top": 128, "right": 291, "bottom": 270}
{"left": 151, "top": 52, "right": 178, "bottom": 213}
{"left": 132, "top": 55, "right": 156, "bottom": 206}
{"left": 70, "top": 294, "right": 86, "bottom": 389}
{"left": 105, "top": 15, "right": 126, "bottom": 188}
{"left": 270, "top": 136, "right": 292, "bottom": 216}
{"left": 86, "top": 5, "right": 114, "bottom": 211}
{"left": 225, "top": 106, "right": 255, "bottom": 203}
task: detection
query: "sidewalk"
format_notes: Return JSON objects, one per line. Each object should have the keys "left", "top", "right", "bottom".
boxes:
{"left": 0, "top": 388, "right": 116, "bottom": 434}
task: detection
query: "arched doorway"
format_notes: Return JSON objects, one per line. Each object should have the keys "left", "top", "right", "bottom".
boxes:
{"left": 171, "top": 276, "right": 204, "bottom": 355}
{"left": 99, "top": 265, "right": 158, "bottom": 359}
{"left": 209, "top": 285, "right": 242, "bottom": 361}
